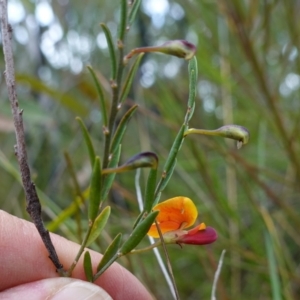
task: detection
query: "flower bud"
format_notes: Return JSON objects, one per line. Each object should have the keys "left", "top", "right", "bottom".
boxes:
{"left": 102, "top": 152, "right": 158, "bottom": 174}
{"left": 156, "top": 40, "right": 196, "bottom": 60}
{"left": 176, "top": 226, "right": 218, "bottom": 245}
{"left": 124, "top": 40, "right": 196, "bottom": 64}
{"left": 184, "top": 125, "right": 250, "bottom": 149}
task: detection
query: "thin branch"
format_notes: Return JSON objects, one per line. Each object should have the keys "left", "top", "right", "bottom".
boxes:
{"left": 211, "top": 249, "right": 226, "bottom": 300}
{"left": 0, "top": 0, "right": 63, "bottom": 273}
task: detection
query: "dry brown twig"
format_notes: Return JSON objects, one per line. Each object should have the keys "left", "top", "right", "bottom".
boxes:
{"left": 0, "top": 0, "right": 63, "bottom": 273}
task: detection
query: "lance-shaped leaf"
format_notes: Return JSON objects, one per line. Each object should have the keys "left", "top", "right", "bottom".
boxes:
{"left": 86, "top": 206, "right": 111, "bottom": 247}
{"left": 118, "top": 0, "right": 127, "bottom": 41}
{"left": 143, "top": 168, "right": 158, "bottom": 214}
{"left": 83, "top": 251, "right": 93, "bottom": 282}
{"left": 101, "top": 145, "right": 121, "bottom": 200}
{"left": 87, "top": 66, "right": 108, "bottom": 126}
{"left": 76, "top": 117, "right": 96, "bottom": 169}
{"left": 119, "top": 210, "right": 159, "bottom": 255}
{"left": 88, "top": 157, "right": 102, "bottom": 222}
{"left": 94, "top": 233, "right": 122, "bottom": 280}
{"left": 110, "top": 105, "right": 138, "bottom": 155}
{"left": 185, "top": 56, "right": 198, "bottom": 123}
{"left": 100, "top": 24, "right": 117, "bottom": 80}
{"left": 133, "top": 210, "right": 145, "bottom": 230}
{"left": 102, "top": 151, "right": 158, "bottom": 174}
{"left": 134, "top": 165, "right": 158, "bottom": 229}
{"left": 184, "top": 125, "right": 250, "bottom": 149}
{"left": 120, "top": 53, "right": 144, "bottom": 102}
{"left": 164, "top": 124, "right": 186, "bottom": 171}
{"left": 128, "top": 0, "right": 141, "bottom": 26}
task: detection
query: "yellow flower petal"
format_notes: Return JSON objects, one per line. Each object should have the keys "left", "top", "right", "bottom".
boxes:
{"left": 147, "top": 196, "right": 198, "bottom": 238}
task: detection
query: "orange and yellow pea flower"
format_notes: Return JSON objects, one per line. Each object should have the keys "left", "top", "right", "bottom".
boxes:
{"left": 147, "top": 196, "right": 217, "bottom": 246}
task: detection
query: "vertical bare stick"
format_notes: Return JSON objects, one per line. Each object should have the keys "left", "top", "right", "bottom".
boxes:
{"left": 211, "top": 249, "right": 226, "bottom": 300}
{"left": 0, "top": 0, "right": 63, "bottom": 272}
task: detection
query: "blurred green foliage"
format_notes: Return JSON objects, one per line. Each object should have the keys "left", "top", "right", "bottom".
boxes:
{"left": 1, "top": 0, "right": 300, "bottom": 299}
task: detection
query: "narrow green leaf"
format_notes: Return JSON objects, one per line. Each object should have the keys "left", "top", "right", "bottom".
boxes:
{"left": 88, "top": 157, "right": 102, "bottom": 222}
{"left": 128, "top": 0, "right": 141, "bottom": 26}
{"left": 83, "top": 251, "right": 93, "bottom": 282}
{"left": 143, "top": 168, "right": 158, "bottom": 213}
{"left": 100, "top": 24, "right": 117, "bottom": 80}
{"left": 110, "top": 105, "right": 138, "bottom": 155}
{"left": 154, "top": 124, "right": 186, "bottom": 199}
{"left": 120, "top": 53, "right": 144, "bottom": 103}
{"left": 163, "top": 124, "right": 186, "bottom": 172}
{"left": 87, "top": 66, "right": 108, "bottom": 126}
{"left": 118, "top": 0, "right": 127, "bottom": 41}
{"left": 265, "top": 232, "right": 282, "bottom": 300}
{"left": 86, "top": 206, "right": 111, "bottom": 247}
{"left": 101, "top": 145, "right": 121, "bottom": 200}
{"left": 95, "top": 233, "right": 122, "bottom": 278}
{"left": 76, "top": 117, "right": 96, "bottom": 169}
{"left": 119, "top": 211, "right": 159, "bottom": 255}
{"left": 132, "top": 211, "right": 145, "bottom": 229}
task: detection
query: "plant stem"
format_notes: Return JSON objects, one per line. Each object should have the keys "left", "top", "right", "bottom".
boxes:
{"left": 156, "top": 220, "right": 180, "bottom": 300}
{"left": 103, "top": 45, "right": 125, "bottom": 169}
{"left": 121, "top": 240, "right": 162, "bottom": 255}
{"left": 0, "top": 0, "right": 64, "bottom": 273}
{"left": 67, "top": 223, "right": 93, "bottom": 276}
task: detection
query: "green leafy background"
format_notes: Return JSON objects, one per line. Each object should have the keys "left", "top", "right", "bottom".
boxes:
{"left": 0, "top": 1, "right": 299, "bottom": 299}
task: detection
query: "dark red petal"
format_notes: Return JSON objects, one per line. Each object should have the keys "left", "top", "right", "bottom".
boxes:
{"left": 177, "top": 226, "right": 217, "bottom": 245}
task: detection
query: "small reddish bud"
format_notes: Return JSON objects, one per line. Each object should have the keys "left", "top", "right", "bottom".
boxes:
{"left": 176, "top": 226, "right": 218, "bottom": 245}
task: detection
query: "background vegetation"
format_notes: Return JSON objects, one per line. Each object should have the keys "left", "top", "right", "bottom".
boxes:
{"left": 1, "top": 0, "right": 299, "bottom": 299}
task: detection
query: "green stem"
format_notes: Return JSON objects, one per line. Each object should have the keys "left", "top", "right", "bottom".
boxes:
{"left": 124, "top": 46, "right": 161, "bottom": 61}
{"left": 119, "top": 240, "right": 162, "bottom": 256}
{"left": 185, "top": 128, "right": 220, "bottom": 137}
{"left": 103, "top": 46, "right": 125, "bottom": 169}
{"left": 66, "top": 223, "right": 94, "bottom": 276}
